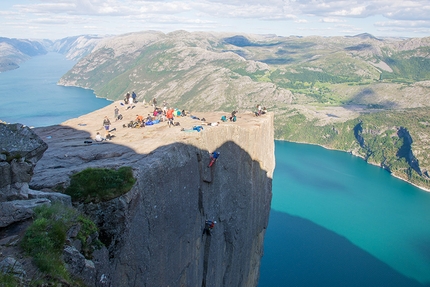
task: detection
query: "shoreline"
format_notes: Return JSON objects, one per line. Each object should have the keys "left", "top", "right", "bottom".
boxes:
{"left": 277, "top": 139, "right": 430, "bottom": 193}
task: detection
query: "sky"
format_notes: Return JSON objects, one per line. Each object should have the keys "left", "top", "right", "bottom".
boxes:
{"left": 1, "top": 0, "right": 430, "bottom": 40}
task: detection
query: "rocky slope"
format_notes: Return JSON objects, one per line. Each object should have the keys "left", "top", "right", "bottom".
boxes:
{"left": 1, "top": 101, "right": 274, "bottom": 286}
{"left": 54, "top": 30, "right": 430, "bottom": 189}
{"left": 0, "top": 38, "right": 47, "bottom": 72}
{"left": 0, "top": 35, "right": 106, "bottom": 72}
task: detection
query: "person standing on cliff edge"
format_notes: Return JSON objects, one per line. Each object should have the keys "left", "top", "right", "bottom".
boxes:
{"left": 103, "top": 116, "right": 111, "bottom": 137}
{"left": 114, "top": 106, "right": 119, "bottom": 121}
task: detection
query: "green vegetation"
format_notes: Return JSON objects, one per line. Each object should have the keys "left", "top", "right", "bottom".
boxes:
{"left": 381, "top": 49, "right": 430, "bottom": 82}
{"left": 65, "top": 166, "right": 136, "bottom": 203}
{"left": 1, "top": 151, "right": 23, "bottom": 163}
{"left": 276, "top": 107, "right": 430, "bottom": 189}
{"left": 0, "top": 273, "right": 21, "bottom": 287}
{"left": 20, "top": 203, "right": 100, "bottom": 286}
{"left": 77, "top": 215, "right": 103, "bottom": 259}
{"left": 58, "top": 32, "right": 430, "bottom": 189}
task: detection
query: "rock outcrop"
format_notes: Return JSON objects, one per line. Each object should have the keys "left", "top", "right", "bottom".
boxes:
{"left": 0, "top": 123, "right": 72, "bottom": 228}
{"left": 28, "top": 102, "right": 275, "bottom": 287}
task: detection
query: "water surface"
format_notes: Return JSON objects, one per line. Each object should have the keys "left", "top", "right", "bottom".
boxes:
{"left": 259, "top": 141, "right": 430, "bottom": 286}
{"left": 0, "top": 52, "right": 111, "bottom": 127}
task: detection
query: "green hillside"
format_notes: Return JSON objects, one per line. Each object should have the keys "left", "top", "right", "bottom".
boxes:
{"left": 58, "top": 31, "right": 430, "bottom": 189}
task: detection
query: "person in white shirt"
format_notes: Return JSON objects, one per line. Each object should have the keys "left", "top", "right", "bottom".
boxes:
{"left": 95, "top": 132, "right": 105, "bottom": 142}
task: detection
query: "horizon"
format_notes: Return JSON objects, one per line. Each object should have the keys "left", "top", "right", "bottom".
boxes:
{"left": 1, "top": 1, "right": 429, "bottom": 40}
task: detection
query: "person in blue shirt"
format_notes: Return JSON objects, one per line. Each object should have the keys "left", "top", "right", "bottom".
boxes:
{"left": 208, "top": 151, "right": 220, "bottom": 167}
{"left": 202, "top": 220, "right": 217, "bottom": 236}
{"left": 131, "top": 91, "right": 137, "bottom": 103}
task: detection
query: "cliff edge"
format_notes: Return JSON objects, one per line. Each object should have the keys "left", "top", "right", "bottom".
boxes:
{"left": 28, "top": 102, "right": 275, "bottom": 287}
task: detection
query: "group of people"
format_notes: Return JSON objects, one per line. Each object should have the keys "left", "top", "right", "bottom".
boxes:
{"left": 97, "top": 92, "right": 264, "bottom": 142}
{"left": 124, "top": 91, "right": 137, "bottom": 105}
{"left": 107, "top": 95, "right": 187, "bottom": 133}
{"left": 255, "top": 104, "right": 267, "bottom": 116}
{"left": 220, "top": 110, "right": 237, "bottom": 122}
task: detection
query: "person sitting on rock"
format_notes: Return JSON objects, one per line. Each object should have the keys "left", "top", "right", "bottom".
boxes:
{"left": 136, "top": 114, "right": 144, "bottom": 123}
{"left": 202, "top": 220, "right": 216, "bottom": 236}
{"left": 262, "top": 107, "right": 267, "bottom": 114}
{"left": 230, "top": 110, "right": 237, "bottom": 121}
{"left": 95, "top": 132, "right": 105, "bottom": 142}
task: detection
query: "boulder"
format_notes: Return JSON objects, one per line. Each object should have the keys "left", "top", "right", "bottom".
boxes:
{"left": 0, "top": 123, "right": 48, "bottom": 201}
{"left": 0, "top": 198, "right": 50, "bottom": 228}
{"left": 0, "top": 256, "right": 26, "bottom": 278}
{"left": 0, "top": 123, "right": 48, "bottom": 164}
{"left": 63, "top": 245, "right": 105, "bottom": 286}
{"left": 28, "top": 189, "right": 72, "bottom": 206}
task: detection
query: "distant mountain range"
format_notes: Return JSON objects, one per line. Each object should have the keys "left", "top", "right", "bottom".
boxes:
{"left": 2, "top": 31, "right": 430, "bottom": 189}
{"left": 0, "top": 35, "right": 106, "bottom": 72}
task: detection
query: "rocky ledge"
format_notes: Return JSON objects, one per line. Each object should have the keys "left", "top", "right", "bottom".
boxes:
{"left": 1, "top": 101, "right": 275, "bottom": 287}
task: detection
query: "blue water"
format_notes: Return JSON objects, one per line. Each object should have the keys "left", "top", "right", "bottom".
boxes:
{"left": 3, "top": 52, "right": 430, "bottom": 287}
{"left": 0, "top": 52, "right": 111, "bottom": 127}
{"left": 259, "top": 141, "right": 430, "bottom": 287}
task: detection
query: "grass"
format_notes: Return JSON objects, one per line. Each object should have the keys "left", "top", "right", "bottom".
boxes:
{"left": 0, "top": 273, "right": 21, "bottom": 287}
{"left": 65, "top": 166, "right": 136, "bottom": 203}
{"left": 19, "top": 203, "right": 102, "bottom": 286}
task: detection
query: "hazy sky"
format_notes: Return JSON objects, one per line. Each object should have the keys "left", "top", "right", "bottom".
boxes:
{"left": 1, "top": 0, "right": 430, "bottom": 40}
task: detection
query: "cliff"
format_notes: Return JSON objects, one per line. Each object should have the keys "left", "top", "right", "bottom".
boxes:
{"left": 25, "top": 102, "right": 275, "bottom": 286}
{"left": 52, "top": 30, "right": 430, "bottom": 189}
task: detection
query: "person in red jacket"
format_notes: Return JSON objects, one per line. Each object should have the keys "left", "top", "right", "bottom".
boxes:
{"left": 166, "top": 108, "right": 174, "bottom": 127}
{"left": 202, "top": 220, "right": 217, "bottom": 236}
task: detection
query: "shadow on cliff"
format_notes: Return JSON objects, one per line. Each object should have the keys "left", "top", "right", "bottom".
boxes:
{"left": 342, "top": 87, "right": 398, "bottom": 110}
{"left": 30, "top": 124, "right": 273, "bottom": 287}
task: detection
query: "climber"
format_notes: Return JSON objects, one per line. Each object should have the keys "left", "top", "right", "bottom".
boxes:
{"left": 202, "top": 220, "right": 217, "bottom": 236}
{"left": 208, "top": 151, "right": 220, "bottom": 168}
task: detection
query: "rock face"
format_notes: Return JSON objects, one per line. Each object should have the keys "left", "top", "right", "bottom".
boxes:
{"left": 0, "top": 123, "right": 48, "bottom": 201}
{"left": 0, "top": 123, "right": 67, "bottom": 228}
{"left": 30, "top": 103, "right": 275, "bottom": 287}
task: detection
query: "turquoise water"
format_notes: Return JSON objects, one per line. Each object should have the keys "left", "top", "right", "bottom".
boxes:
{"left": 0, "top": 52, "right": 111, "bottom": 127}
{"left": 259, "top": 141, "right": 430, "bottom": 286}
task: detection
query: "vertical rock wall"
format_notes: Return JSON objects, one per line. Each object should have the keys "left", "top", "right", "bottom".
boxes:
{"left": 28, "top": 111, "right": 275, "bottom": 287}
{"left": 85, "top": 114, "right": 275, "bottom": 287}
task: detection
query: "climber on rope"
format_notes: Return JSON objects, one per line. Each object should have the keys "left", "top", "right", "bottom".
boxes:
{"left": 202, "top": 220, "right": 217, "bottom": 236}
{"left": 208, "top": 151, "right": 220, "bottom": 168}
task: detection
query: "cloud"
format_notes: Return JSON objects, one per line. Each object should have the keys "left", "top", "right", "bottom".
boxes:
{"left": 289, "top": 0, "right": 430, "bottom": 20}
{"left": 2, "top": 0, "right": 430, "bottom": 39}
{"left": 375, "top": 20, "right": 430, "bottom": 28}
{"left": 320, "top": 17, "right": 346, "bottom": 23}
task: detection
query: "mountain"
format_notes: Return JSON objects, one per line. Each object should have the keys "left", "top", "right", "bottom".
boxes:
{"left": 0, "top": 35, "right": 107, "bottom": 72}
{"left": 0, "top": 37, "right": 47, "bottom": 72}
{"left": 2, "top": 31, "right": 430, "bottom": 189}
{"left": 55, "top": 30, "right": 430, "bottom": 189}
{"left": 49, "top": 34, "right": 109, "bottom": 61}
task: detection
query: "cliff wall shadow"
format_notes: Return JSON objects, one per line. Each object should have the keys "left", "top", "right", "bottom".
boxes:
{"left": 30, "top": 123, "right": 273, "bottom": 287}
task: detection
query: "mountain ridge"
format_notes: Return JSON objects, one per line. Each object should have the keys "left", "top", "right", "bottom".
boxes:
{"left": 1, "top": 31, "right": 430, "bottom": 189}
